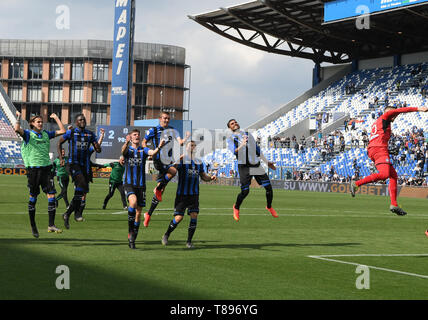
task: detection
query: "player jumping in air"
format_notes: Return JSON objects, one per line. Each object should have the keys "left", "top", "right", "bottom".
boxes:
{"left": 351, "top": 105, "right": 428, "bottom": 215}
{"left": 141, "top": 111, "right": 190, "bottom": 228}
{"left": 122, "top": 129, "right": 165, "bottom": 249}
{"left": 226, "top": 119, "right": 278, "bottom": 221}
{"left": 14, "top": 111, "right": 66, "bottom": 237}
{"left": 161, "top": 140, "right": 217, "bottom": 248}
{"left": 58, "top": 114, "right": 101, "bottom": 229}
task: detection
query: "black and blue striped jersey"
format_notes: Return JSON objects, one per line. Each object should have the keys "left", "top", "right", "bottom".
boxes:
{"left": 62, "top": 128, "right": 97, "bottom": 168}
{"left": 144, "top": 125, "right": 180, "bottom": 161}
{"left": 123, "top": 146, "right": 150, "bottom": 188}
{"left": 227, "top": 131, "right": 261, "bottom": 167}
{"left": 176, "top": 157, "right": 206, "bottom": 196}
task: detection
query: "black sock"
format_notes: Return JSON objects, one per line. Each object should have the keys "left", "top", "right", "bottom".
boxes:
{"left": 128, "top": 207, "right": 136, "bottom": 238}
{"left": 235, "top": 189, "right": 249, "bottom": 210}
{"left": 48, "top": 198, "right": 56, "bottom": 226}
{"left": 67, "top": 193, "right": 82, "bottom": 216}
{"left": 156, "top": 174, "right": 171, "bottom": 191}
{"left": 265, "top": 185, "right": 273, "bottom": 209}
{"left": 65, "top": 202, "right": 74, "bottom": 215}
{"left": 133, "top": 221, "right": 141, "bottom": 241}
{"left": 75, "top": 199, "right": 86, "bottom": 218}
{"left": 28, "top": 197, "right": 37, "bottom": 228}
{"left": 147, "top": 195, "right": 160, "bottom": 215}
{"left": 165, "top": 218, "right": 180, "bottom": 236}
{"left": 187, "top": 218, "right": 197, "bottom": 243}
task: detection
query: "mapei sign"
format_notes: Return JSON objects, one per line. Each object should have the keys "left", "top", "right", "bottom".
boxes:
{"left": 111, "top": 0, "right": 135, "bottom": 126}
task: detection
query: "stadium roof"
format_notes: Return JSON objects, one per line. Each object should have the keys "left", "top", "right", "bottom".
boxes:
{"left": 189, "top": 0, "right": 428, "bottom": 64}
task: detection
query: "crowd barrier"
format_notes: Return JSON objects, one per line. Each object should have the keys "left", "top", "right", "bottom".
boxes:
{"left": 203, "top": 177, "right": 428, "bottom": 199}
{"left": 2, "top": 167, "right": 427, "bottom": 199}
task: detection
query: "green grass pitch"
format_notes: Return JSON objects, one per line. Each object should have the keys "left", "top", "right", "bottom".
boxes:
{"left": 0, "top": 175, "right": 428, "bottom": 300}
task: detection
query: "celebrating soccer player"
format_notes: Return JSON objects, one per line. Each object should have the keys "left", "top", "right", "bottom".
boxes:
{"left": 351, "top": 105, "right": 428, "bottom": 215}
{"left": 161, "top": 140, "right": 217, "bottom": 248}
{"left": 141, "top": 111, "right": 190, "bottom": 227}
{"left": 58, "top": 114, "right": 101, "bottom": 229}
{"left": 226, "top": 119, "right": 278, "bottom": 221}
{"left": 122, "top": 129, "right": 165, "bottom": 249}
{"left": 101, "top": 156, "right": 127, "bottom": 210}
{"left": 14, "top": 111, "right": 66, "bottom": 237}
{"left": 53, "top": 149, "right": 70, "bottom": 208}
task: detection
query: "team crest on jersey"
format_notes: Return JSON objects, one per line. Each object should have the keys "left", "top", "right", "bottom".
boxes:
{"left": 128, "top": 158, "right": 142, "bottom": 166}
{"left": 187, "top": 169, "right": 199, "bottom": 176}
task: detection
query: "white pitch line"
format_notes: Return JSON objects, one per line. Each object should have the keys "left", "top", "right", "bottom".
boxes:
{"left": 2, "top": 206, "right": 428, "bottom": 216}
{"left": 310, "top": 253, "right": 428, "bottom": 257}
{"left": 3, "top": 211, "right": 428, "bottom": 219}
{"left": 308, "top": 254, "right": 428, "bottom": 280}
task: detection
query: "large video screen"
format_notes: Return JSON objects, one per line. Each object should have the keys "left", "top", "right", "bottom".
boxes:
{"left": 95, "top": 125, "right": 153, "bottom": 160}
{"left": 324, "top": 0, "right": 428, "bottom": 23}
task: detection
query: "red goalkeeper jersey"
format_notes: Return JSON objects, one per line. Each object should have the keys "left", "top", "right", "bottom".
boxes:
{"left": 368, "top": 107, "right": 418, "bottom": 149}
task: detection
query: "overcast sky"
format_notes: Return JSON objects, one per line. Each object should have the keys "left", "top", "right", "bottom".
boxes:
{"left": 0, "top": 0, "right": 316, "bottom": 129}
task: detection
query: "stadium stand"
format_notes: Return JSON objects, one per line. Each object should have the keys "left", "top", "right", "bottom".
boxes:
{"left": 204, "top": 62, "right": 428, "bottom": 186}
{"left": 254, "top": 63, "right": 428, "bottom": 145}
{"left": 193, "top": 0, "right": 428, "bottom": 186}
{"left": 0, "top": 83, "right": 24, "bottom": 166}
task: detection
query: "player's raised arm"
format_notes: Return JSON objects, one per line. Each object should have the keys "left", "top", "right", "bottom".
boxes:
{"left": 91, "top": 130, "right": 102, "bottom": 153}
{"left": 14, "top": 111, "right": 25, "bottom": 137}
{"left": 91, "top": 128, "right": 105, "bottom": 153}
{"left": 97, "top": 128, "right": 105, "bottom": 146}
{"left": 147, "top": 139, "right": 166, "bottom": 156}
{"left": 383, "top": 106, "right": 419, "bottom": 120}
{"left": 57, "top": 134, "right": 68, "bottom": 167}
{"left": 121, "top": 134, "right": 131, "bottom": 156}
{"left": 142, "top": 127, "right": 154, "bottom": 148}
{"left": 50, "top": 113, "right": 66, "bottom": 136}
{"left": 177, "top": 130, "right": 191, "bottom": 146}
{"left": 226, "top": 134, "right": 248, "bottom": 156}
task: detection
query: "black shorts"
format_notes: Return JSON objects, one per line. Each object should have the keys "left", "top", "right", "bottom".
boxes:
{"left": 124, "top": 185, "right": 146, "bottom": 208}
{"left": 238, "top": 165, "right": 271, "bottom": 191}
{"left": 154, "top": 159, "right": 174, "bottom": 182}
{"left": 174, "top": 194, "right": 199, "bottom": 216}
{"left": 26, "top": 166, "right": 56, "bottom": 197}
{"left": 68, "top": 164, "right": 91, "bottom": 193}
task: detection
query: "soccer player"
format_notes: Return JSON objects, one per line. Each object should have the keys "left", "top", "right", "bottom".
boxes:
{"left": 141, "top": 111, "right": 190, "bottom": 227}
{"left": 14, "top": 111, "right": 66, "bottom": 237}
{"left": 161, "top": 140, "right": 217, "bottom": 248}
{"left": 351, "top": 105, "right": 428, "bottom": 215}
{"left": 53, "top": 149, "right": 70, "bottom": 208}
{"left": 226, "top": 119, "right": 278, "bottom": 221}
{"left": 101, "top": 156, "right": 127, "bottom": 210}
{"left": 58, "top": 114, "right": 101, "bottom": 229}
{"left": 122, "top": 129, "right": 165, "bottom": 249}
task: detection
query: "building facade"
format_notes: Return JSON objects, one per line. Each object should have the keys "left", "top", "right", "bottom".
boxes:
{"left": 0, "top": 39, "right": 190, "bottom": 125}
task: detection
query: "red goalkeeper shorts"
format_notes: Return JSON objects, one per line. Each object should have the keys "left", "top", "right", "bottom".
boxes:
{"left": 367, "top": 147, "right": 392, "bottom": 166}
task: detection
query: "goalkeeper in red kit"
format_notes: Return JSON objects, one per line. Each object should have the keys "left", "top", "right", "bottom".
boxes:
{"left": 350, "top": 105, "right": 428, "bottom": 215}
